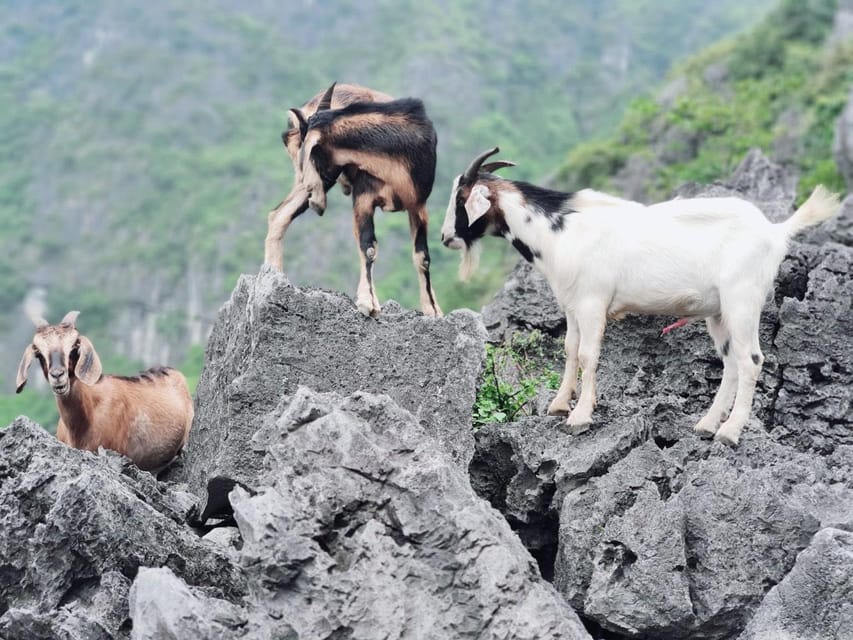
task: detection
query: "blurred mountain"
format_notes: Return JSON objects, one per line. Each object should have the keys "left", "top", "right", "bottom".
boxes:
{"left": 553, "top": 0, "right": 852, "bottom": 203}
{"left": 0, "top": 0, "right": 776, "bottom": 424}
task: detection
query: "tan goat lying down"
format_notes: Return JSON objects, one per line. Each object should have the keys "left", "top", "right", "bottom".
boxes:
{"left": 16, "top": 311, "right": 193, "bottom": 471}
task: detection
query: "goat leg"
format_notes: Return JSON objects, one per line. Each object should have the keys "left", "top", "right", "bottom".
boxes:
{"left": 264, "top": 182, "right": 310, "bottom": 271}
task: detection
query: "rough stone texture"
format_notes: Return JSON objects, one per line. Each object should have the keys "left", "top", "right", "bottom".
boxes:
{"left": 472, "top": 153, "right": 853, "bottom": 638}
{"left": 129, "top": 567, "right": 248, "bottom": 640}
{"left": 0, "top": 418, "right": 244, "bottom": 639}
{"left": 555, "top": 437, "right": 853, "bottom": 639}
{"left": 738, "top": 528, "right": 853, "bottom": 640}
{"left": 176, "top": 268, "right": 486, "bottom": 498}
{"left": 834, "top": 86, "right": 853, "bottom": 192}
{"left": 214, "top": 387, "right": 592, "bottom": 639}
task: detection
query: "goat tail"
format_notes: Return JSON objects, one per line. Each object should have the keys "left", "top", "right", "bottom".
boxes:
{"left": 780, "top": 185, "right": 842, "bottom": 238}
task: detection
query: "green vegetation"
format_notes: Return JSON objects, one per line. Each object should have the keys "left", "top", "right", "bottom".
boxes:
{"left": 554, "top": 0, "right": 851, "bottom": 203}
{"left": 474, "top": 331, "right": 562, "bottom": 427}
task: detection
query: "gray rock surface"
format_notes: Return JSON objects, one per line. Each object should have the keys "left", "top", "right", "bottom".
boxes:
{"left": 738, "top": 527, "right": 853, "bottom": 640}
{"left": 0, "top": 418, "right": 244, "bottom": 640}
{"left": 177, "top": 268, "right": 486, "bottom": 498}
{"left": 129, "top": 567, "right": 248, "bottom": 640}
{"left": 472, "top": 153, "right": 853, "bottom": 638}
{"left": 209, "top": 387, "right": 591, "bottom": 639}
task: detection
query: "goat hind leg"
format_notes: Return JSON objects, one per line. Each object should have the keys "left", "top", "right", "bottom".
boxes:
{"left": 715, "top": 315, "right": 764, "bottom": 447}
{"left": 354, "top": 206, "right": 381, "bottom": 317}
{"left": 548, "top": 314, "right": 580, "bottom": 415}
{"left": 408, "top": 206, "right": 442, "bottom": 317}
{"left": 694, "top": 316, "right": 738, "bottom": 437}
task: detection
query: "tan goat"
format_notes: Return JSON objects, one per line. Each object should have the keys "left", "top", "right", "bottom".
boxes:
{"left": 15, "top": 311, "right": 193, "bottom": 471}
{"left": 264, "top": 83, "right": 392, "bottom": 273}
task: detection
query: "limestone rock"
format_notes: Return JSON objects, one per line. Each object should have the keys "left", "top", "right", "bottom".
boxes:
{"left": 0, "top": 418, "right": 244, "bottom": 640}
{"left": 177, "top": 268, "right": 486, "bottom": 498}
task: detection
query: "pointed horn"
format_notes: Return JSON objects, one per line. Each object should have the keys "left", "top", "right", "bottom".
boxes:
{"left": 481, "top": 161, "right": 516, "bottom": 174}
{"left": 30, "top": 315, "right": 48, "bottom": 329}
{"left": 464, "top": 147, "right": 500, "bottom": 182}
{"left": 317, "top": 82, "right": 337, "bottom": 111}
{"left": 61, "top": 310, "right": 80, "bottom": 328}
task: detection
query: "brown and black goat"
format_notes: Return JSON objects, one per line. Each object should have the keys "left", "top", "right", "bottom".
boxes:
{"left": 265, "top": 83, "right": 392, "bottom": 273}
{"left": 16, "top": 311, "right": 193, "bottom": 471}
{"left": 268, "top": 83, "right": 442, "bottom": 317}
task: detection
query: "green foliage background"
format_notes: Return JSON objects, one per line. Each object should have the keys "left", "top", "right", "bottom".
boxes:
{"left": 554, "top": 0, "right": 851, "bottom": 203}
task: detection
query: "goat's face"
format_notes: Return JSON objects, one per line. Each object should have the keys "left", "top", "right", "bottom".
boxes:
{"left": 16, "top": 311, "right": 103, "bottom": 396}
{"left": 298, "top": 128, "right": 342, "bottom": 214}
{"left": 441, "top": 177, "right": 499, "bottom": 280}
{"left": 441, "top": 148, "right": 516, "bottom": 280}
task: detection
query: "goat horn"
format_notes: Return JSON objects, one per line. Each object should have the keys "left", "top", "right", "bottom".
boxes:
{"left": 30, "top": 315, "right": 49, "bottom": 329}
{"left": 464, "top": 147, "right": 500, "bottom": 182}
{"left": 481, "top": 161, "right": 516, "bottom": 174}
{"left": 61, "top": 310, "right": 80, "bottom": 328}
{"left": 317, "top": 82, "right": 337, "bottom": 111}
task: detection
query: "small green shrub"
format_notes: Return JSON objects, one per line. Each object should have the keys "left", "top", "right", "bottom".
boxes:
{"left": 473, "top": 330, "right": 562, "bottom": 428}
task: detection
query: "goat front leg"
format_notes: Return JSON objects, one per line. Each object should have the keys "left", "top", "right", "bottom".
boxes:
{"left": 264, "top": 182, "right": 310, "bottom": 271}
{"left": 548, "top": 314, "right": 580, "bottom": 415}
{"left": 354, "top": 204, "right": 381, "bottom": 317}
{"left": 567, "top": 304, "right": 607, "bottom": 427}
{"left": 408, "top": 206, "right": 442, "bottom": 317}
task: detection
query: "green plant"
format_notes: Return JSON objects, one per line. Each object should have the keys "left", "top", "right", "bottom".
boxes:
{"left": 473, "top": 330, "right": 562, "bottom": 427}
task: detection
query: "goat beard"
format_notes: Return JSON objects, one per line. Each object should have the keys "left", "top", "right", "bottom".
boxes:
{"left": 459, "top": 242, "right": 482, "bottom": 282}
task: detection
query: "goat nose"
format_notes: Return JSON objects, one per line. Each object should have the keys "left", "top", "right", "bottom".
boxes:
{"left": 49, "top": 368, "right": 64, "bottom": 379}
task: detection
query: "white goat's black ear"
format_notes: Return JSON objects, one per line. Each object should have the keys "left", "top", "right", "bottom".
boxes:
{"left": 16, "top": 345, "right": 35, "bottom": 393}
{"left": 74, "top": 336, "right": 103, "bottom": 386}
{"left": 465, "top": 184, "right": 491, "bottom": 224}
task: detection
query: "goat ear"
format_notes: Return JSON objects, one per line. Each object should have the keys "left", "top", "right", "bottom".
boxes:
{"left": 465, "top": 184, "right": 492, "bottom": 224}
{"left": 16, "top": 345, "right": 35, "bottom": 393}
{"left": 289, "top": 109, "right": 308, "bottom": 139}
{"left": 74, "top": 336, "right": 103, "bottom": 386}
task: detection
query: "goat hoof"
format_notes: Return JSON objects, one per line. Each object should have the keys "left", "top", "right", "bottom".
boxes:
{"left": 693, "top": 418, "right": 719, "bottom": 439}
{"left": 566, "top": 410, "right": 592, "bottom": 428}
{"left": 714, "top": 423, "right": 741, "bottom": 447}
{"left": 547, "top": 401, "right": 570, "bottom": 416}
{"left": 714, "top": 432, "right": 739, "bottom": 447}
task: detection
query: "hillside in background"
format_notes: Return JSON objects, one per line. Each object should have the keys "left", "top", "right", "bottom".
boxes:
{"left": 0, "top": 0, "right": 778, "bottom": 426}
{"left": 553, "top": 0, "right": 853, "bottom": 202}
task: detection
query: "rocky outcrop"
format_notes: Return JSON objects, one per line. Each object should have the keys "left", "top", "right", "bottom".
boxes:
{"left": 0, "top": 418, "right": 244, "bottom": 639}
{"left": 738, "top": 527, "right": 853, "bottom": 640}
{"left": 473, "top": 153, "right": 853, "bottom": 638}
{"left": 1, "top": 278, "right": 593, "bottom": 639}
{"left": 176, "top": 269, "right": 487, "bottom": 498}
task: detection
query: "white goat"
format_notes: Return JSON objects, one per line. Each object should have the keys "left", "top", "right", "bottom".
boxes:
{"left": 16, "top": 311, "right": 193, "bottom": 470}
{"left": 441, "top": 148, "right": 841, "bottom": 445}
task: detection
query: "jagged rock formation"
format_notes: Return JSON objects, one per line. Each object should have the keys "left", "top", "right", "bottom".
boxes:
{"left": 0, "top": 418, "right": 244, "bottom": 639}
{"left": 472, "top": 151, "right": 853, "bottom": 638}
{"left": 0, "top": 279, "right": 591, "bottom": 639}
{"left": 175, "top": 270, "right": 487, "bottom": 499}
